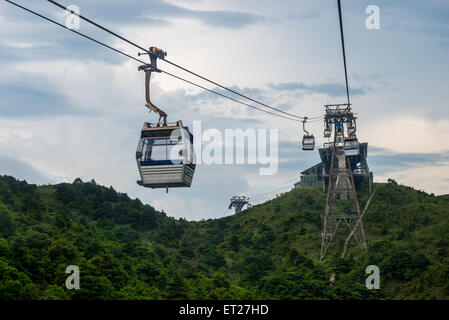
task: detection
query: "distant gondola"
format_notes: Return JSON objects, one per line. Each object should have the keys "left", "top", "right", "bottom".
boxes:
{"left": 302, "top": 134, "right": 315, "bottom": 151}
{"left": 343, "top": 136, "right": 360, "bottom": 156}
{"left": 348, "top": 124, "right": 355, "bottom": 136}
{"left": 301, "top": 117, "right": 315, "bottom": 150}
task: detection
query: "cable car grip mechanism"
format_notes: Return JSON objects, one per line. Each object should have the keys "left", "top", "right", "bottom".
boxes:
{"left": 138, "top": 47, "right": 168, "bottom": 127}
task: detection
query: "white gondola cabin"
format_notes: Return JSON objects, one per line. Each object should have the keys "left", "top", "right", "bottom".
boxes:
{"left": 302, "top": 134, "right": 315, "bottom": 151}
{"left": 343, "top": 136, "right": 360, "bottom": 157}
{"left": 136, "top": 120, "right": 195, "bottom": 189}
{"left": 348, "top": 125, "right": 355, "bottom": 136}
{"left": 324, "top": 127, "right": 331, "bottom": 138}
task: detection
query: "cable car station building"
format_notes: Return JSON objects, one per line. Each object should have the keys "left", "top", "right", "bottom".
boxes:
{"left": 295, "top": 142, "right": 373, "bottom": 192}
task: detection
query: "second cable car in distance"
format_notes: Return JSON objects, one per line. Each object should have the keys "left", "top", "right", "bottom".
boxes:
{"left": 343, "top": 136, "right": 360, "bottom": 156}
{"left": 344, "top": 119, "right": 359, "bottom": 156}
{"left": 301, "top": 117, "right": 315, "bottom": 151}
{"left": 324, "top": 126, "right": 331, "bottom": 138}
{"left": 136, "top": 47, "right": 196, "bottom": 191}
{"left": 347, "top": 122, "right": 356, "bottom": 136}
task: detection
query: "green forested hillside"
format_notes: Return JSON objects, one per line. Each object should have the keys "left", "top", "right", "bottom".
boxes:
{"left": 0, "top": 175, "right": 448, "bottom": 300}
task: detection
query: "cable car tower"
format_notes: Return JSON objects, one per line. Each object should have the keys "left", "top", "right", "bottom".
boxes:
{"left": 319, "top": 0, "right": 367, "bottom": 260}
{"left": 229, "top": 196, "right": 251, "bottom": 214}
{"left": 319, "top": 104, "right": 367, "bottom": 260}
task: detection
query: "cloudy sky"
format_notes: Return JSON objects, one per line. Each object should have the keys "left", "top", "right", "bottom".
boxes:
{"left": 0, "top": 0, "right": 448, "bottom": 220}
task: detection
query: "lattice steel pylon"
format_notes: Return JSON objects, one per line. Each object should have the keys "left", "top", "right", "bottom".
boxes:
{"left": 320, "top": 104, "right": 367, "bottom": 260}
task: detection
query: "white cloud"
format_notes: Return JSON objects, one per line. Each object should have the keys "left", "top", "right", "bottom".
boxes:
{"left": 0, "top": 116, "right": 139, "bottom": 188}
{"left": 0, "top": 155, "right": 55, "bottom": 185}
{"left": 385, "top": 162, "right": 449, "bottom": 195}
{"left": 364, "top": 117, "right": 449, "bottom": 154}
{"left": 11, "top": 59, "right": 141, "bottom": 116}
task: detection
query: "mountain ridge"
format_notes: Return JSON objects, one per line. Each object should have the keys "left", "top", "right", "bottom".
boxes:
{"left": 0, "top": 175, "right": 448, "bottom": 299}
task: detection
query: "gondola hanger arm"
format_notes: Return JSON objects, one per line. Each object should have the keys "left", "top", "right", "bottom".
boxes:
{"left": 138, "top": 47, "right": 168, "bottom": 127}
{"left": 302, "top": 116, "right": 309, "bottom": 135}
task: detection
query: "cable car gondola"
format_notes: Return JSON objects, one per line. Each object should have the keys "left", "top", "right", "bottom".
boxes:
{"left": 302, "top": 134, "right": 315, "bottom": 150}
{"left": 348, "top": 122, "right": 356, "bottom": 136}
{"left": 343, "top": 136, "right": 360, "bottom": 157}
{"left": 301, "top": 117, "right": 315, "bottom": 151}
{"left": 324, "top": 126, "right": 331, "bottom": 138}
{"left": 348, "top": 125, "right": 355, "bottom": 136}
{"left": 136, "top": 121, "right": 195, "bottom": 189}
{"left": 136, "top": 47, "right": 196, "bottom": 190}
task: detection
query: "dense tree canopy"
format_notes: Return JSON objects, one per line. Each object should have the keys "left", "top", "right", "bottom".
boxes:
{"left": 0, "top": 175, "right": 448, "bottom": 299}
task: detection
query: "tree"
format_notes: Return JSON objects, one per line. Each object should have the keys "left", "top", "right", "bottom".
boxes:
{"left": 0, "top": 203, "right": 15, "bottom": 237}
{"left": 0, "top": 261, "right": 39, "bottom": 299}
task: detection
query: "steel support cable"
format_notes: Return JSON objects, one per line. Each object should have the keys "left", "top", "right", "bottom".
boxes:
{"left": 161, "top": 57, "right": 307, "bottom": 120}
{"left": 250, "top": 189, "right": 290, "bottom": 201}
{"left": 307, "top": 117, "right": 325, "bottom": 123}
{"left": 302, "top": 115, "right": 324, "bottom": 121}
{"left": 5, "top": 0, "right": 305, "bottom": 123}
{"left": 46, "top": 0, "right": 322, "bottom": 121}
{"left": 160, "top": 70, "right": 304, "bottom": 122}
{"left": 47, "top": 0, "right": 148, "bottom": 53}
{"left": 250, "top": 190, "right": 290, "bottom": 204}
{"left": 337, "top": 0, "right": 351, "bottom": 107}
{"left": 4, "top": 0, "right": 143, "bottom": 64}
{"left": 249, "top": 181, "right": 297, "bottom": 200}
